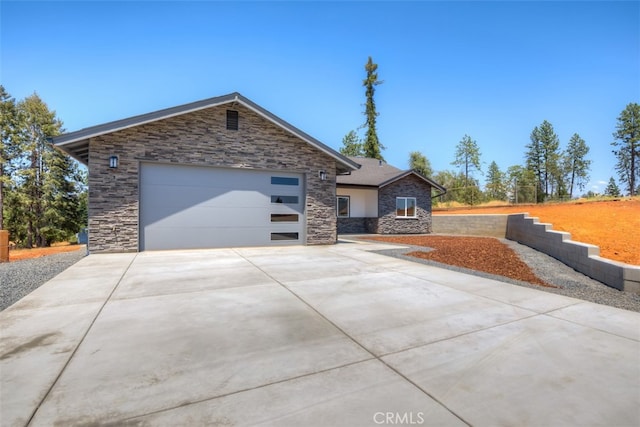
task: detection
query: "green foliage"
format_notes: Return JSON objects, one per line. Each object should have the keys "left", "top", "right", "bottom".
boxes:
{"left": 339, "top": 130, "right": 364, "bottom": 157}
{"left": 485, "top": 161, "right": 507, "bottom": 201}
{"left": 611, "top": 102, "right": 640, "bottom": 196}
{"left": 451, "top": 134, "right": 481, "bottom": 184}
{"left": 362, "top": 56, "right": 385, "bottom": 160}
{"left": 409, "top": 151, "right": 433, "bottom": 177}
{"left": 526, "top": 120, "right": 561, "bottom": 202}
{"left": 563, "top": 133, "right": 591, "bottom": 198}
{"left": 604, "top": 177, "right": 621, "bottom": 197}
{"left": 507, "top": 165, "right": 537, "bottom": 204}
{"left": 2, "top": 90, "right": 86, "bottom": 247}
{"left": 433, "top": 169, "right": 482, "bottom": 205}
{"left": 0, "top": 85, "right": 20, "bottom": 230}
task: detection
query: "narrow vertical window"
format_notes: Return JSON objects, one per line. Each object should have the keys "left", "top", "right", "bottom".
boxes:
{"left": 337, "top": 196, "right": 350, "bottom": 218}
{"left": 226, "top": 110, "right": 239, "bottom": 130}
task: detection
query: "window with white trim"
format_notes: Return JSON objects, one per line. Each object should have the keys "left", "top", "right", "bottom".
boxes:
{"left": 337, "top": 196, "right": 350, "bottom": 218}
{"left": 396, "top": 197, "right": 417, "bottom": 218}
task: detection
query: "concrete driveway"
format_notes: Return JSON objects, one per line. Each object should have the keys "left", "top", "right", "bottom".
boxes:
{"left": 1, "top": 241, "right": 639, "bottom": 426}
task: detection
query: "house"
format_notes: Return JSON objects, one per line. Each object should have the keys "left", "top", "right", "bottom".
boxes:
{"left": 336, "top": 157, "right": 446, "bottom": 234}
{"left": 54, "top": 93, "right": 360, "bottom": 252}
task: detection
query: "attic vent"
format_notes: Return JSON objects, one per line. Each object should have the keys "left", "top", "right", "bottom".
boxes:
{"left": 226, "top": 110, "right": 239, "bottom": 130}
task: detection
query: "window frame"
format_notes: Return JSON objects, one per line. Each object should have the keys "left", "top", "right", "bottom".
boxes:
{"left": 396, "top": 197, "right": 417, "bottom": 218}
{"left": 336, "top": 196, "right": 350, "bottom": 218}
{"left": 271, "top": 176, "right": 299, "bottom": 186}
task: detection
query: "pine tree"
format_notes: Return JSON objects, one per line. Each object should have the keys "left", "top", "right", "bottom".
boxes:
{"left": 563, "top": 133, "right": 591, "bottom": 198}
{"left": 339, "top": 130, "right": 364, "bottom": 157}
{"left": 409, "top": 151, "right": 433, "bottom": 177}
{"left": 362, "top": 57, "right": 384, "bottom": 160}
{"left": 605, "top": 177, "right": 621, "bottom": 197}
{"left": 7, "top": 93, "right": 83, "bottom": 247}
{"left": 526, "top": 120, "right": 560, "bottom": 202}
{"left": 485, "top": 161, "right": 507, "bottom": 201}
{"left": 507, "top": 165, "right": 537, "bottom": 204}
{"left": 612, "top": 103, "right": 640, "bottom": 196}
{"left": 452, "top": 134, "right": 481, "bottom": 184}
{"left": 0, "top": 85, "right": 19, "bottom": 230}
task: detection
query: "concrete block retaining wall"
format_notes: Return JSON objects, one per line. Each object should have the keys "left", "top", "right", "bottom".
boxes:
{"left": 432, "top": 213, "right": 640, "bottom": 294}
{"left": 506, "top": 214, "right": 640, "bottom": 294}
{"left": 432, "top": 215, "right": 509, "bottom": 238}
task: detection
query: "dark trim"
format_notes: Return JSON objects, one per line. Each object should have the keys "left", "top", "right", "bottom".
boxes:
{"left": 380, "top": 170, "right": 446, "bottom": 193}
{"left": 53, "top": 92, "right": 361, "bottom": 173}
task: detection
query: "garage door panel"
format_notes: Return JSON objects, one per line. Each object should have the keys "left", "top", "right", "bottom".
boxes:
{"left": 146, "top": 206, "right": 272, "bottom": 228}
{"left": 140, "top": 163, "right": 305, "bottom": 250}
{"left": 143, "top": 227, "right": 276, "bottom": 250}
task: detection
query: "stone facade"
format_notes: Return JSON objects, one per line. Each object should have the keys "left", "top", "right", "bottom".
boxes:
{"left": 337, "top": 217, "right": 367, "bottom": 234}
{"left": 375, "top": 175, "right": 433, "bottom": 234}
{"left": 337, "top": 217, "right": 380, "bottom": 234}
{"left": 88, "top": 103, "right": 338, "bottom": 252}
{"left": 336, "top": 175, "right": 434, "bottom": 235}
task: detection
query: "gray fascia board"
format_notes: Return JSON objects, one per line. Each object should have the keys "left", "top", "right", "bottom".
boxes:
{"left": 380, "top": 170, "right": 447, "bottom": 193}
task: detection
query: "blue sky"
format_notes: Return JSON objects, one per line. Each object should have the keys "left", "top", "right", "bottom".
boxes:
{"left": 2, "top": 1, "right": 639, "bottom": 194}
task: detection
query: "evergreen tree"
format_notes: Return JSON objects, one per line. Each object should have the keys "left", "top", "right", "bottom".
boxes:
{"left": 507, "top": 165, "right": 537, "bottom": 204}
{"left": 8, "top": 93, "right": 83, "bottom": 247}
{"left": 0, "top": 85, "right": 19, "bottom": 230}
{"left": 605, "top": 177, "right": 621, "bottom": 197}
{"left": 362, "top": 57, "right": 384, "bottom": 160}
{"left": 451, "top": 134, "right": 481, "bottom": 184}
{"left": 526, "top": 120, "right": 560, "bottom": 202}
{"left": 339, "top": 130, "right": 364, "bottom": 157}
{"left": 563, "top": 133, "right": 591, "bottom": 198}
{"left": 611, "top": 103, "right": 640, "bottom": 196}
{"left": 409, "top": 151, "right": 433, "bottom": 177}
{"left": 432, "top": 170, "right": 459, "bottom": 204}
{"left": 485, "top": 161, "right": 507, "bottom": 201}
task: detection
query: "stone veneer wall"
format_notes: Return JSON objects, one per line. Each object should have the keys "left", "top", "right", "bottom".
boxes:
{"left": 87, "top": 103, "right": 338, "bottom": 252}
{"left": 337, "top": 217, "right": 367, "bottom": 234}
{"left": 374, "top": 175, "right": 433, "bottom": 234}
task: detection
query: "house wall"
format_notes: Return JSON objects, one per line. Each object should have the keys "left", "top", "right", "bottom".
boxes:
{"left": 336, "top": 187, "right": 378, "bottom": 217}
{"left": 87, "top": 103, "right": 338, "bottom": 252}
{"left": 374, "top": 175, "right": 433, "bottom": 234}
{"left": 336, "top": 187, "right": 378, "bottom": 234}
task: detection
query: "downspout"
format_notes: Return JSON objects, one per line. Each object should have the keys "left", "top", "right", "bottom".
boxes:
{"left": 431, "top": 187, "right": 447, "bottom": 200}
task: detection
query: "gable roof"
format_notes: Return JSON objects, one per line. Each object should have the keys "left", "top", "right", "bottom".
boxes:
{"left": 337, "top": 156, "right": 446, "bottom": 192}
{"left": 53, "top": 92, "right": 360, "bottom": 173}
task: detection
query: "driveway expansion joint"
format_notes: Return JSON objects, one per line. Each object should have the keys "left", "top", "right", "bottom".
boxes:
{"left": 233, "top": 248, "right": 472, "bottom": 427}
{"left": 25, "top": 253, "right": 139, "bottom": 427}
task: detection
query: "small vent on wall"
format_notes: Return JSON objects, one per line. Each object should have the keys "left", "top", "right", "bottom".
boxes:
{"left": 226, "top": 110, "right": 239, "bottom": 130}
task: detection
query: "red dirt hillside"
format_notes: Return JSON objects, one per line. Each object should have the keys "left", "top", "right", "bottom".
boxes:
{"left": 433, "top": 199, "right": 640, "bottom": 265}
{"left": 8, "top": 244, "right": 84, "bottom": 262}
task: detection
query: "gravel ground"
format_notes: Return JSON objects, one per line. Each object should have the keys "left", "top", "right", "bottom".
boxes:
{"left": 0, "top": 249, "right": 87, "bottom": 311}
{"left": 372, "top": 238, "right": 640, "bottom": 313}
{"left": 2, "top": 240, "right": 639, "bottom": 313}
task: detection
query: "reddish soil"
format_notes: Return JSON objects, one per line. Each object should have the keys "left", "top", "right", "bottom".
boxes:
{"left": 367, "top": 235, "right": 554, "bottom": 287}
{"left": 8, "top": 244, "right": 84, "bottom": 262}
{"left": 434, "top": 199, "right": 640, "bottom": 265}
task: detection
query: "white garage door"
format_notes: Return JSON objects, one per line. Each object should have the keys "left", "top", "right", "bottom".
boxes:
{"left": 140, "top": 163, "right": 305, "bottom": 250}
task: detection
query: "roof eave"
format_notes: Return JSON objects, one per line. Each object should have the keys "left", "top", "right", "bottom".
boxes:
{"left": 379, "top": 170, "right": 446, "bottom": 193}
{"left": 52, "top": 92, "right": 359, "bottom": 172}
